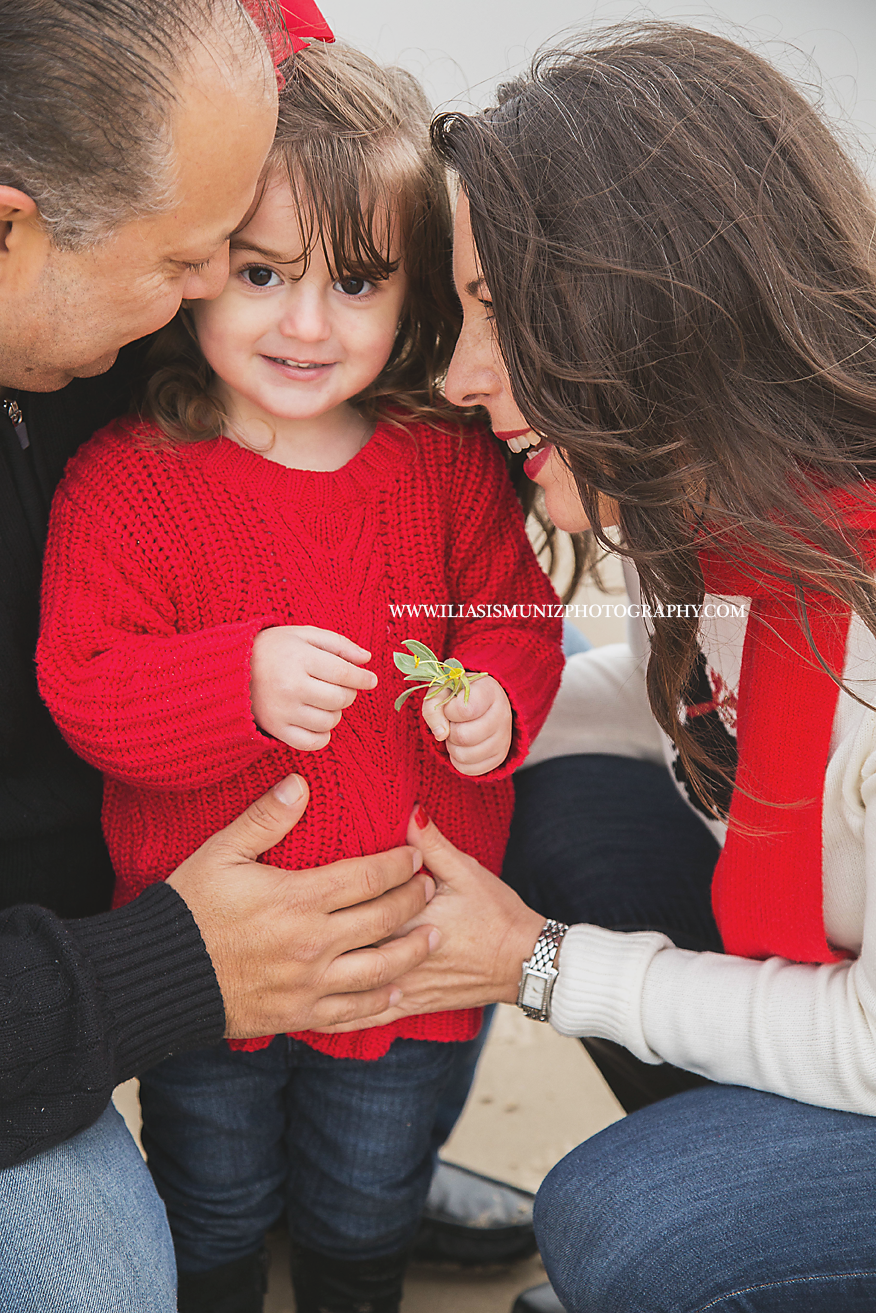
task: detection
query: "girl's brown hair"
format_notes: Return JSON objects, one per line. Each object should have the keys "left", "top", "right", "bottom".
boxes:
{"left": 433, "top": 22, "right": 876, "bottom": 816}
{"left": 145, "top": 40, "right": 463, "bottom": 437}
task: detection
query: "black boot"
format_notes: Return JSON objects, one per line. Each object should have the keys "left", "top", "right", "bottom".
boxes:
{"left": 176, "top": 1248, "right": 269, "bottom": 1313}
{"left": 511, "top": 1281, "right": 567, "bottom": 1312}
{"left": 412, "top": 1161, "right": 537, "bottom": 1267}
{"left": 289, "top": 1241, "right": 409, "bottom": 1313}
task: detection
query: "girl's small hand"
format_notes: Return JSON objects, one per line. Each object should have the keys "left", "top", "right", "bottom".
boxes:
{"left": 251, "top": 625, "right": 378, "bottom": 751}
{"left": 421, "top": 675, "right": 513, "bottom": 776}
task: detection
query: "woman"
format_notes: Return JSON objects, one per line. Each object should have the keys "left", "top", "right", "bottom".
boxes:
{"left": 329, "top": 22, "right": 876, "bottom": 1313}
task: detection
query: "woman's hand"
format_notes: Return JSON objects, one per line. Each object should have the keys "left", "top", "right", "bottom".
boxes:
{"left": 250, "top": 625, "right": 378, "bottom": 751}
{"left": 316, "top": 807, "right": 546, "bottom": 1031}
{"left": 421, "top": 675, "right": 513, "bottom": 775}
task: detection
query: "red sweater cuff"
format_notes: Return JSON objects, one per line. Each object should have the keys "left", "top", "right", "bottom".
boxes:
{"left": 40, "top": 616, "right": 281, "bottom": 790}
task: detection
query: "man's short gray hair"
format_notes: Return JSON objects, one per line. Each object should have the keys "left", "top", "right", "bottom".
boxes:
{"left": 0, "top": 0, "right": 277, "bottom": 250}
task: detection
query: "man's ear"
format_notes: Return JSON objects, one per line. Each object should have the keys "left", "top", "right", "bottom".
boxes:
{"left": 0, "top": 187, "right": 40, "bottom": 253}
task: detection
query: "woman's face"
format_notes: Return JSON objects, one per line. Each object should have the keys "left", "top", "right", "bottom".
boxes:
{"left": 446, "top": 193, "right": 614, "bottom": 533}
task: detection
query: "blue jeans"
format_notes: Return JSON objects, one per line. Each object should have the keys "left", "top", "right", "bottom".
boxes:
{"left": 508, "top": 753, "right": 876, "bottom": 1311}
{"left": 138, "top": 1035, "right": 469, "bottom": 1272}
{"left": 535, "top": 1083, "right": 876, "bottom": 1312}
{"left": 0, "top": 1102, "right": 175, "bottom": 1312}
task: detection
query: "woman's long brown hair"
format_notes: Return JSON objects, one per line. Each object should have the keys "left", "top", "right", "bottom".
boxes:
{"left": 433, "top": 22, "right": 876, "bottom": 815}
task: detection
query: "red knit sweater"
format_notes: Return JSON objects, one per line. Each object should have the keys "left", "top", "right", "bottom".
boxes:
{"left": 38, "top": 417, "right": 563, "bottom": 1059}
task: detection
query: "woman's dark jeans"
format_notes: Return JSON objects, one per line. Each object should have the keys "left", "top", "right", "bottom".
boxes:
{"left": 505, "top": 754, "right": 876, "bottom": 1312}
{"left": 504, "top": 752, "right": 723, "bottom": 1113}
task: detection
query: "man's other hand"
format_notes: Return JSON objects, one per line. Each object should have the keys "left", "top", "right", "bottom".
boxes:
{"left": 167, "top": 774, "right": 438, "bottom": 1037}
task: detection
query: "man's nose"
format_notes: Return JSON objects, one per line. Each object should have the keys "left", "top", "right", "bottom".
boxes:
{"left": 185, "top": 249, "right": 231, "bottom": 302}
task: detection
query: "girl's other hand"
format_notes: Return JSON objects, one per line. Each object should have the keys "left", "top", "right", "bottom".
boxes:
{"left": 421, "top": 674, "right": 513, "bottom": 775}
{"left": 250, "top": 625, "right": 378, "bottom": 751}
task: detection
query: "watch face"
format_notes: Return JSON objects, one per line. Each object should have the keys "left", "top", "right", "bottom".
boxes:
{"left": 521, "top": 973, "right": 547, "bottom": 1010}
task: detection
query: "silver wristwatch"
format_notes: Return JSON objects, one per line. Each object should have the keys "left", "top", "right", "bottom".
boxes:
{"left": 516, "top": 919, "right": 569, "bottom": 1022}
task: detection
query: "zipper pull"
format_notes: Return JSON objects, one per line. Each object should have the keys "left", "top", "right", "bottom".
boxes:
{"left": 2, "top": 398, "right": 30, "bottom": 449}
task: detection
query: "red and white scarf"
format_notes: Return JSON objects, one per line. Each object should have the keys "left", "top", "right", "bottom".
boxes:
{"left": 700, "top": 497, "right": 876, "bottom": 963}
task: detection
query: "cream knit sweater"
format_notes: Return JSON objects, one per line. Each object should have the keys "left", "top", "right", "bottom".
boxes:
{"left": 526, "top": 563, "right": 876, "bottom": 1114}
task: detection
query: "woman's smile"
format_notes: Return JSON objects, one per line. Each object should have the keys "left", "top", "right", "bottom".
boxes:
{"left": 447, "top": 193, "right": 617, "bottom": 533}
{"left": 523, "top": 444, "right": 552, "bottom": 479}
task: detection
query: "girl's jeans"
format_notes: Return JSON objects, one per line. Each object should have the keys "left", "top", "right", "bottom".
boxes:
{"left": 138, "top": 1033, "right": 469, "bottom": 1273}
{"left": 504, "top": 753, "right": 876, "bottom": 1313}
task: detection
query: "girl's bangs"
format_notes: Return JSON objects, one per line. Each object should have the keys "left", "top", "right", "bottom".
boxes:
{"left": 282, "top": 143, "right": 409, "bottom": 283}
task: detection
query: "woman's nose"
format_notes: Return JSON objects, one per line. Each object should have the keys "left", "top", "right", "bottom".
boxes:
{"left": 445, "top": 326, "right": 493, "bottom": 407}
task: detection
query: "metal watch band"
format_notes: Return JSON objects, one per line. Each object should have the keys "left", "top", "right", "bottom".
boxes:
{"left": 516, "top": 918, "right": 570, "bottom": 1022}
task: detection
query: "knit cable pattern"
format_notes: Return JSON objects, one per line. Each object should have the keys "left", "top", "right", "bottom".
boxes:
{"left": 38, "top": 418, "right": 563, "bottom": 1059}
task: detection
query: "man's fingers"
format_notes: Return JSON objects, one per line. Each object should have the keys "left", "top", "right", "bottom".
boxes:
{"left": 332, "top": 870, "right": 436, "bottom": 949}
{"left": 312, "top": 845, "right": 424, "bottom": 915}
{"left": 312, "top": 926, "right": 438, "bottom": 1027}
{"left": 422, "top": 695, "right": 450, "bottom": 741}
{"left": 311, "top": 988, "right": 405, "bottom": 1032}
{"left": 194, "top": 774, "right": 310, "bottom": 865}
{"left": 330, "top": 925, "right": 437, "bottom": 996}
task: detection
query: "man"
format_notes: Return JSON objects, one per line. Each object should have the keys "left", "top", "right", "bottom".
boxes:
{"left": 0, "top": 3, "right": 436, "bottom": 1307}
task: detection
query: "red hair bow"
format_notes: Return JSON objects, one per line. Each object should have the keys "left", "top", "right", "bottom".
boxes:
{"left": 243, "top": 0, "right": 334, "bottom": 72}
{"left": 279, "top": 0, "right": 334, "bottom": 52}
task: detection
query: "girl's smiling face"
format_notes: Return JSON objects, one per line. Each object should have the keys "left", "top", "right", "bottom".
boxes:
{"left": 446, "top": 192, "right": 616, "bottom": 534}
{"left": 192, "top": 172, "right": 408, "bottom": 441}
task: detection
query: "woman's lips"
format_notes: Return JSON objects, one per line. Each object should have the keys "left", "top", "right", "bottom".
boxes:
{"left": 524, "top": 445, "right": 552, "bottom": 480}
{"left": 492, "top": 428, "right": 533, "bottom": 442}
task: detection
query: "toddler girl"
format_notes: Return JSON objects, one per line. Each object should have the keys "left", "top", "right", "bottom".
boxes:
{"left": 37, "top": 42, "right": 563, "bottom": 1313}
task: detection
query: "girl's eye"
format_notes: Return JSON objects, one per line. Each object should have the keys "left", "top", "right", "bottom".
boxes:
{"left": 243, "top": 266, "right": 281, "bottom": 289}
{"left": 334, "top": 276, "right": 375, "bottom": 298}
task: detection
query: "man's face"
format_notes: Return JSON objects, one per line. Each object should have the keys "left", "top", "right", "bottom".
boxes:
{"left": 0, "top": 43, "right": 277, "bottom": 392}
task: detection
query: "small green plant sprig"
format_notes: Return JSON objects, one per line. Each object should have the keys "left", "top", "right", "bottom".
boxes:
{"left": 393, "top": 639, "right": 487, "bottom": 713}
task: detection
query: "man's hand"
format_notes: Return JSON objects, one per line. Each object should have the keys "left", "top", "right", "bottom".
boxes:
{"left": 317, "top": 806, "right": 546, "bottom": 1032}
{"left": 167, "top": 774, "right": 438, "bottom": 1037}
{"left": 421, "top": 675, "right": 513, "bottom": 775}
{"left": 251, "top": 626, "right": 378, "bottom": 751}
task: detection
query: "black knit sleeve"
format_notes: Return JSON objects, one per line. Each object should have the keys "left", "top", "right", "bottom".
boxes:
{"left": 0, "top": 882, "right": 225, "bottom": 1168}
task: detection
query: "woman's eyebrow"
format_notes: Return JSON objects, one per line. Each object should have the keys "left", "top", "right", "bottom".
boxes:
{"left": 465, "top": 277, "right": 488, "bottom": 297}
